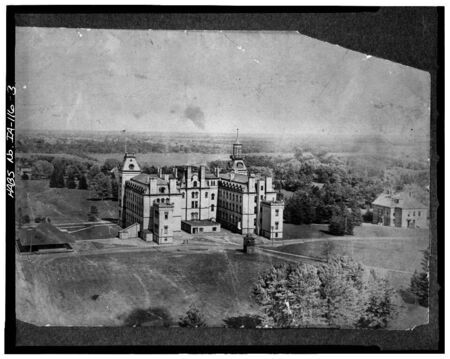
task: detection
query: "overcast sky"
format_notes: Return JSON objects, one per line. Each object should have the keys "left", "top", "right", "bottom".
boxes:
{"left": 15, "top": 27, "right": 430, "bottom": 140}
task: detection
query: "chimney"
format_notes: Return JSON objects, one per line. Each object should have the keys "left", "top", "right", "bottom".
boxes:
{"left": 265, "top": 176, "right": 273, "bottom": 192}
{"left": 149, "top": 177, "right": 158, "bottom": 194}
{"left": 214, "top": 167, "right": 221, "bottom": 177}
{"left": 186, "top": 166, "right": 192, "bottom": 181}
{"left": 200, "top": 165, "right": 206, "bottom": 180}
{"left": 169, "top": 178, "right": 177, "bottom": 193}
{"left": 173, "top": 167, "right": 178, "bottom": 179}
{"left": 248, "top": 176, "right": 255, "bottom": 192}
{"left": 157, "top": 167, "right": 162, "bottom": 178}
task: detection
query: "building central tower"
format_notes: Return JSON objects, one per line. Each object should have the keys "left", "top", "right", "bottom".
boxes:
{"left": 229, "top": 128, "right": 248, "bottom": 175}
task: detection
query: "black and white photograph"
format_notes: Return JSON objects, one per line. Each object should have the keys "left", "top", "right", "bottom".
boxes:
{"left": 6, "top": 7, "right": 442, "bottom": 352}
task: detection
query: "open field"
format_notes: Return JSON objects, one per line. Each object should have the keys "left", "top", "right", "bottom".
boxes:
{"left": 283, "top": 222, "right": 429, "bottom": 240}
{"left": 16, "top": 246, "right": 286, "bottom": 327}
{"left": 16, "top": 179, "right": 118, "bottom": 225}
{"left": 268, "top": 226, "right": 429, "bottom": 290}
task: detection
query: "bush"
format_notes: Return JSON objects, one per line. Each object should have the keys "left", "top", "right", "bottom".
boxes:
{"left": 178, "top": 306, "right": 207, "bottom": 328}
{"left": 362, "top": 209, "right": 373, "bottom": 223}
{"left": 329, "top": 215, "right": 346, "bottom": 236}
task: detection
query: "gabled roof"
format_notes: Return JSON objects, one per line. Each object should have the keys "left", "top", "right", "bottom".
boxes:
{"left": 395, "top": 193, "right": 428, "bottom": 209}
{"left": 372, "top": 193, "right": 393, "bottom": 207}
{"left": 18, "top": 222, "right": 75, "bottom": 246}
{"left": 373, "top": 192, "right": 427, "bottom": 210}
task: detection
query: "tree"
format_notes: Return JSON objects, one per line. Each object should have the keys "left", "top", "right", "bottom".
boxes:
{"left": 78, "top": 175, "right": 88, "bottom": 190}
{"left": 178, "top": 306, "right": 207, "bottom": 328}
{"left": 362, "top": 209, "right": 373, "bottom": 223}
{"left": 87, "top": 164, "right": 101, "bottom": 181}
{"left": 317, "top": 257, "right": 367, "bottom": 328}
{"left": 49, "top": 162, "right": 65, "bottom": 188}
{"left": 253, "top": 257, "right": 398, "bottom": 329}
{"left": 89, "top": 173, "right": 112, "bottom": 200}
{"left": 284, "top": 189, "right": 320, "bottom": 225}
{"left": 329, "top": 207, "right": 355, "bottom": 236}
{"left": 66, "top": 170, "right": 77, "bottom": 189}
{"left": 111, "top": 179, "right": 119, "bottom": 200}
{"left": 101, "top": 158, "right": 121, "bottom": 173}
{"left": 359, "top": 270, "right": 398, "bottom": 329}
{"left": 253, "top": 263, "right": 326, "bottom": 328}
{"left": 409, "top": 249, "right": 429, "bottom": 307}
{"left": 32, "top": 160, "right": 54, "bottom": 179}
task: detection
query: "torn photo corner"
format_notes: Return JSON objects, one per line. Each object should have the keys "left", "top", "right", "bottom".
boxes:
{"left": 14, "top": 27, "right": 430, "bottom": 331}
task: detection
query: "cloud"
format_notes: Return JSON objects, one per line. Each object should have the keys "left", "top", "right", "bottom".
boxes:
{"left": 184, "top": 106, "right": 205, "bottom": 129}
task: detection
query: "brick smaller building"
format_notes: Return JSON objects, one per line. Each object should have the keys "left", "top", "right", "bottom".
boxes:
{"left": 372, "top": 192, "right": 428, "bottom": 229}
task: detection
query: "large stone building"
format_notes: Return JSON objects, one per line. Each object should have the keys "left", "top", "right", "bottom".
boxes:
{"left": 118, "top": 137, "right": 284, "bottom": 242}
{"left": 372, "top": 192, "right": 428, "bottom": 229}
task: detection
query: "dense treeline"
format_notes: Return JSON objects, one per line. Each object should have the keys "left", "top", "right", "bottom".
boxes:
{"left": 20, "top": 155, "right": 121, "bottom": 201}
{"left": 17, "top": 135, "right": 280, "bottom": 155}
{"left": 209, "top": 148, "right": 428, "bottom": 227}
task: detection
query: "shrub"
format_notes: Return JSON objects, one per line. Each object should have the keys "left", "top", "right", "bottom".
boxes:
{"left": 178, "top": 306, "right": 207, "bottom": 328}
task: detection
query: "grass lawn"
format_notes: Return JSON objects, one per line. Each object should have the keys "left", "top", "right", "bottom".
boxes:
{"left": 16, "top": 247, "right": 286, "bottom": 327}
{"left": 283, "top": 222, "right": 429, "bottom": 240}
{"left": 16, "top": 179, "right": 118, "bottom": 225}
{"left": 283, "top": 223, "right": 331, "bottom": 240}
{"left": 271, "top": 235, "right": 428, "bottom": 289}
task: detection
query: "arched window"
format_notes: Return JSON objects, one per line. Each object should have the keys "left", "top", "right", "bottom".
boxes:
{"left": 159, "top": 187, "right": 166, "bottom": 193}
{"left": 193, "top": 181, "right": 198, "bottom": 188}
{"left": 211, "top": 204, "right": 215, "bottom": 212}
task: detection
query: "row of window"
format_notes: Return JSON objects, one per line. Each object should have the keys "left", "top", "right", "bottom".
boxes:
{"left": 378, "top": 209, "right": 422, "bottom": 217}
{"left": 217, "top": 210, "right": 241, "bottom": 225}
{"left": 190, "top": 201, "right": 215, "bottom": 211}
{"left": 154, "top": 197, "right": 171, "bottom": 204}
{"left": 126, "top": 192, "right": 142, "bottom": 216}
{"left": 181, "top": 191, "right": 216, "bottom": 200}
{"left": 219, "top": 199, "right": 242, "bottom": 213}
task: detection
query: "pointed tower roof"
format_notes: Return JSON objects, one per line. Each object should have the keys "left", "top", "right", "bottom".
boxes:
{"left": 235, "top": 128, "right": 240, "bottom": 144}
{"left": 121, "top": 153, "right": 141, "bottom": 173}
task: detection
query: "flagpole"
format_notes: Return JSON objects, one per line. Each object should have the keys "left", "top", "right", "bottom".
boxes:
{"left": 122, "top": 130, "right": 127, "bottom": 154}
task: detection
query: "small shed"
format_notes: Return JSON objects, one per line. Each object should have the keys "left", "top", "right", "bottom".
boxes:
{"left": 243, "top": 234, "right": 256, "bottom": 254}
{"left": 17, "top": 222, "right": 75, "bottom": 253}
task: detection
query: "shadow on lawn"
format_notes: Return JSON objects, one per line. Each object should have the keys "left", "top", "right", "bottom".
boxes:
{"left": 399, "top": 288, "right": 419, "bottom": 305}
{"left": 122, "top": 307, "right": 175, "bottom": 327}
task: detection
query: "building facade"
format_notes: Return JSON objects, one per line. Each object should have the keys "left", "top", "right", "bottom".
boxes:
{"left": 118, "top": 137, "right": 284, "bottom": 243}
{"left": 372, "top": 192, "right": 428, "bottom": 229}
